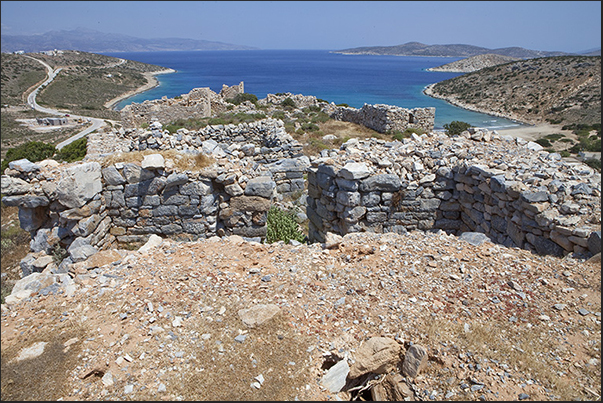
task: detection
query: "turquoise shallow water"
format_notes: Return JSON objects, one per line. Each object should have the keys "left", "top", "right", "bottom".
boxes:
{"left": 103, "top": 49, "right": 523, "bottom": 130}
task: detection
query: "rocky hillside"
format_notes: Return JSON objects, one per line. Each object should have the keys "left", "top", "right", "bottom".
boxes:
{"left": 333, "top": 42, "right": 568, "bottom": 58}
{"left": 425, "top": 55, "right": 601, "bottom": 126}
{"left": 427, "top": 54, "right": 520, "bottom": 73}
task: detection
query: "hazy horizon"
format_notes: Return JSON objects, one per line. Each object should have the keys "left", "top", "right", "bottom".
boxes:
{"left": 1, "top": 1, "right": 601, "bottom": 53}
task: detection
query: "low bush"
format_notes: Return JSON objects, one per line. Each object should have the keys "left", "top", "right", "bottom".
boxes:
{"left": 281, "top": 97, "right": 296, "bottom": 108}
{"left": 226, "top": 92, "right": 258, "bottom": 106}
{"left": 272, "top": 110, "right": 286, "bottom": 120}
{"left": 584, "top": 158, "right": 601, "bottom": 172}
{"left": 55, "top": 137, "right": 87, "bottom": 163}
{"left": 536, "top": 138, "right": 552, "bottom": 148}
{"left": 1, "top": 141, "right": 56, "bottom": 173}
{"left": 301, "top": 122, "right": 320, "bottom": 132}
{"left": 443, "top": 121, "right": 472, "bottom": 136}
{"left": 266, "top": 206, "right": 306, "bottom": 244}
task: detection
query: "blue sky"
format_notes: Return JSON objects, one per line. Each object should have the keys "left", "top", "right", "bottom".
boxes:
{"left": 1, "top": 1, "right": 601, "bottom": 52}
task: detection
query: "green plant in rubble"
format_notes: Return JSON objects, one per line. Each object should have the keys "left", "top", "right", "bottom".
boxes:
{"left": 51, "top": 244, "right": 69, "bottom": 265}
{"left": 266, "top": 206, "right": 306, "bottom": 244}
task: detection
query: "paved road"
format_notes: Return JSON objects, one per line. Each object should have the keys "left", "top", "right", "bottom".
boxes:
{"left": 23, "top": 55, "right": 107, "bottom": 150}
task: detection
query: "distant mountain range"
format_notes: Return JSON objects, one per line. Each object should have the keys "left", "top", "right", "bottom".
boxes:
{"left": 1, "top": 27, "right": 258, "bottom": 53}
{"left": 332, "top": 41, "right": 600, "bottom": 58}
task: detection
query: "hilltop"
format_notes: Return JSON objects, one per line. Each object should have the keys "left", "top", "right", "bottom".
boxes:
{"left": 332, "top": 42, "right": 569, "bottom": 58}
{"left": 1, "top": 27, "right": 258, "bottom": 53}
{"left": 425, "top": 55, "right": 601, "bottom": 126}
{"left": 427, "top": 54, "right": 520, "bottom": 73}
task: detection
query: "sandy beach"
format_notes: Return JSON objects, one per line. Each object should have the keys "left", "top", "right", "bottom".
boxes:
{"left": 495, "top": 122, "right": 573, "bottom": 142}
{"left": 104, "top": 68, "right": 176, "bottom": 110}
{"left": 423, "top": 83, "right": 579, "bottom": 142}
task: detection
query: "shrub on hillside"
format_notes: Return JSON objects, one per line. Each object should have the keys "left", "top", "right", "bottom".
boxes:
{"left": 266, "top": 206, "right": 306, "bottom": 244}
{"left": 55, "top": 137, "right": 87, "bottom": 163}
{"left": 1, "top": 141, "right": 56, "bottom": 173}
{"left": 281, "top": 97, "right": 296, "bottom": 109}
{"left": 443, "top": 121, "right": 472, "bottom": 136}
{"left": 226, "top": 93, "right": 258, "bottom": 106}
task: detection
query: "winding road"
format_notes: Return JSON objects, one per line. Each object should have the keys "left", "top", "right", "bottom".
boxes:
{"left": 23, "top": 55, "right": 107, "bottom": 150}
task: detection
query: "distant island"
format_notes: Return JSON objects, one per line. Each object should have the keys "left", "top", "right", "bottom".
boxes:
{"left": 332, "top": 41, "right": 572, "bottom": 58}
{"left": 0, "top": 27, "right": 258, "bottom": 53}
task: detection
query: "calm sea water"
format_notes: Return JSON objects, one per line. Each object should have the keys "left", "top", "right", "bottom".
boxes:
{"left": 103, "top": 50, "right": 522, "bottom": 130}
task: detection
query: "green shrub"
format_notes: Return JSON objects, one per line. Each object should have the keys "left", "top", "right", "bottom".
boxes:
{"left": 302, "top": 105, "right": 321, "bottom": 113}
{"left": 310, "top": 111, "right": 330, "bottom": 124}
{"left": 266, "top": 206, "right": 306, "bottom": 244}
{"left": 301, "top": 122, "right": 320, "bottom": 132}
{"left": 584, "top": 158, "right": 601, "bottom": 172}
{"left": 336, "top": 103, "right": 349, "bottom": 107}
{"left": 403, "top": 127, "right": 425, "bottom": 136}
{"left": 443, "top": 121, "right": 472, "bottom": 136}
{"left": 272, "top": 110, "right": 286, "bottom": 120}
{"left": 544, "top": 133, "right": 565, "bottom": 142}
{"left": 536, "top": 138, "right": 552, "bottom": 148}
{"left": 55, "top": 137, "right": 87, "bottom": 163}
{"left": 51, "top": 244, "right": 69, "bottom": 265}
{"left": 226, "top": 92, "right": 258, "bottom": 106}
{"left": 1, "top": 141, "right": 56, "bottom": 173}
{"left": 281, "top": 97, "right": 296, "bottom": 108}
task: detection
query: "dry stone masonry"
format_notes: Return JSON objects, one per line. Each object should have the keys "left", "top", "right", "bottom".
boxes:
{"left": 120, "top": 82, "right": 244, "bottom": 128}
{"left": 1, "top": 87, "right": 600, "bottom": 280}
{"left": 330, "top": 103, "right": 435, "bottom": 134}
{"left": 306, "top": 129, "right": 600, "bottom": 257}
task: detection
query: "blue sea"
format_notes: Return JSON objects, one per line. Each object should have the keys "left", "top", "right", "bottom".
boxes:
{"left": 102, "top": 50, "right": 522, "bottom": 130}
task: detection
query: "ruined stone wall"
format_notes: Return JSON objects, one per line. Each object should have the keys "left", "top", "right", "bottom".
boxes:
{"left": 120, "top": 83, "right": 244, "bottom": 128}
{"left": 117, "top": 119, "right": 303, "bottom": 163}
{"left": 259, "top": 92, "right": 321, "bottom": 109}
{"left": 219, "top": 81, "right": 244, "bottom": 100}
{"left": 1, "top": 153, "right": 309, "bottom": 277}
{"left": 306, "top": 131, "right": 601, "bottom": 257}
{"left": 329, "top": 104, "right": 435, "bottom": 134}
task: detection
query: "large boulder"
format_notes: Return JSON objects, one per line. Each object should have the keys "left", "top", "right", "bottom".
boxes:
{"left": 56, "top": 162, "right": 103, "bottom": 209}
{"left": 348, "top": 337, "right": 401, "bottom": 379}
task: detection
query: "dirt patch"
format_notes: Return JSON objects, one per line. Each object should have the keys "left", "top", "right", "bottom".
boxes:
{"left": 1, "top": 232, "right": 600, "bottom": 401}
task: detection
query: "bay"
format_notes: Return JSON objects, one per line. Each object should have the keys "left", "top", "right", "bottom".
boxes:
{"left": 102, "top": 50, "right": 522, "bottom": 130}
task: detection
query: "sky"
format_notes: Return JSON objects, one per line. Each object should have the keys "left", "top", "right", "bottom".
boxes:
{"left": 1, "top": 1, "right": 601, "bottom": 53}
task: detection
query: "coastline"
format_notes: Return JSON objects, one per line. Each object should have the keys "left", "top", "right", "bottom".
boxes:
{"left": 422, "top": 83, "right": 572, "bottom": 141}
{"left": 104, "top": 68, "right": 176, "bottom": 110}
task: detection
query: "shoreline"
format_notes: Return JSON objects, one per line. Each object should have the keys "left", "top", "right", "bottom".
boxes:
{"left": 423, "top": 83, "right": 531, "bottom": 125}
{"left": 422, "top": 83, "right": 573, "bottom": 141}
{"left": 104, "top": 68, "right": 176, "bottom": 110}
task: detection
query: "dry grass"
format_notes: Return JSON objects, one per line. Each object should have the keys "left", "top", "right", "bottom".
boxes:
{"left": 101, "top": 149, "right": 215, "bottom": 171}
{"left": 296, "top": 120, "right": 386, "bottom": 156}
{"left": 422, "top": 316, "right": 597, "bottom": 401}
{"left": 1, "top": 302, "right": 91, "bottom": 401}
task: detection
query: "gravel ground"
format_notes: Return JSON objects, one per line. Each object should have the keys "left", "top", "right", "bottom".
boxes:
{"left": 1, "top": 230, "right": 600, "bottom": 401}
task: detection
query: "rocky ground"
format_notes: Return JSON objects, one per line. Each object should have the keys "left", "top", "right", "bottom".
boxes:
{"left": 1, "top": 229, "right": 600, "bottom": 401}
